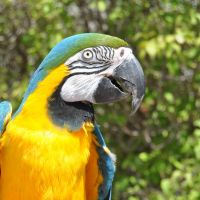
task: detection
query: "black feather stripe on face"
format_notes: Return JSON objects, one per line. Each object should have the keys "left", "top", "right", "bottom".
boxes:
{"left": 69, "top": 62, "right": 111, "bottom": 70}
{"left": 66, "top": 66, "right": 110, "bottom": 79}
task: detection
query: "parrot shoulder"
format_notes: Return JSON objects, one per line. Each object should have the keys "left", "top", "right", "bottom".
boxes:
{"left": 0, "top": 101, "right": 12, "bottom": 136}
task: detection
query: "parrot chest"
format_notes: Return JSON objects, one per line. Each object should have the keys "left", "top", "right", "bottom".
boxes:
{"left": 0, "top": 124, "right": 97, "bottom": 200}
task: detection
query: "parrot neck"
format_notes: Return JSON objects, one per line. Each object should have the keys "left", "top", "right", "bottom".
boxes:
{"left": 48, "top": 77, "right": 95, "bottom": 131}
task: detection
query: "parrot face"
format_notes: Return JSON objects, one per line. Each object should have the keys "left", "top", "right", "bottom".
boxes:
{"left": 61, "top": 45, "right": 145, "bottom": 113}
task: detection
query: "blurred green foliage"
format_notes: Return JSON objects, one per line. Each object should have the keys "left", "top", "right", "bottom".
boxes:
{"left": 0, "top": 0, "right": 200, "bottom": 199}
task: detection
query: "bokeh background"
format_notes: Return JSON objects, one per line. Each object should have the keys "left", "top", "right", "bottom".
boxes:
{"left": 1, "top": 0, "right": 200, "bottom": 199}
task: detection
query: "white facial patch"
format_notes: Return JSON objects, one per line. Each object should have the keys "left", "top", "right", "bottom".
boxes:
{"left": 60, "top": 74, "right": 102, "bottom": 103}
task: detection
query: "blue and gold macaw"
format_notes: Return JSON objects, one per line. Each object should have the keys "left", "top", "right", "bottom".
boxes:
{"left": 0, "top": 33, "right": 145, "bottom": 200}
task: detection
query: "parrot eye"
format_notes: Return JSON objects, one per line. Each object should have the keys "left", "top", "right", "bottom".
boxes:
{"left": 82, "top": 50, "right": 93, "bottom": 61}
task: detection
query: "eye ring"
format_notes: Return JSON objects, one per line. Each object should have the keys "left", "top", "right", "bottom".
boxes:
{"left": 82, "top": 50, "right": 93, "bottom": 60}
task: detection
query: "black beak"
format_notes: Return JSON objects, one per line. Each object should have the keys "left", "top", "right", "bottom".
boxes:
{"left": 113, "top": 54, "right": 145, "bottom": 113}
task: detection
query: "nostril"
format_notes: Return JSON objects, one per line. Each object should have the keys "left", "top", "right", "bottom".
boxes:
{"left": 120, "top": 48, "right": 124, "bottom": 57}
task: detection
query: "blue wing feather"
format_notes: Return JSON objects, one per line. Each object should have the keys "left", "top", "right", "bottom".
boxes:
{"left": 94, "top": 125, "right": 115, "bottom": 200}
{"left": 0, "top": 101, "right": 12, "bottom": 135}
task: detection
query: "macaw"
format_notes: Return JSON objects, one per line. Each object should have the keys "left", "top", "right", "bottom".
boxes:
{"left": 0, "top": 33, "right": 145, "bottom": 200}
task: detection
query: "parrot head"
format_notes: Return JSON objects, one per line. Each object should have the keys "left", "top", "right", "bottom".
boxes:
{"left": 17, "top": 33, "right": 145, "bottom": 130}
